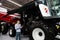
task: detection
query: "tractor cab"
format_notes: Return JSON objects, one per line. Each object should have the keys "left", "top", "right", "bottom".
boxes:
{"left": 49, "top": 0, "right": 60, "bottom": 17}
{"left": 38, "top": 0, "right": 60, "bottom": 19}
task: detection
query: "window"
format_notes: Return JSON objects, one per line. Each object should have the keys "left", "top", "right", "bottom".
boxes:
{"left": 47, "top": 0, "right": 60, "bottom": 16}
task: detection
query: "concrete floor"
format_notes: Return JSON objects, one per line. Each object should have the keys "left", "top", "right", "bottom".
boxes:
{"left": 0, "top": 33, "right": 29, "bottom": 40}
{"left": 0, "top": 33, "right": 60, "bottom": 40}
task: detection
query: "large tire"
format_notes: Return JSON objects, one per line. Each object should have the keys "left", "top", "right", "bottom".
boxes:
{"left": 9, "top": 27, "right": 16, "bottom": 37}
{"left": 2, "top": 25, "right": 8, "bottom": 34}
{"left": 29, "top": 27, "right": 54, "bottom": 40}
{"left": 1, "top": 22, "right": 9, "bottom": 34}
{"left": 0, "top": 26, "right": 1, "bottom": 33}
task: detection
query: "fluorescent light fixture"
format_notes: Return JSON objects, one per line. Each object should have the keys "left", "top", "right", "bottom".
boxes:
{"left": 7, "top": 0, "right": 22, "bottom": 7}
{"left": 0, "top": 3, "right": 2, "bottom": 6}
{"left": 0, "top": 7, "right": 7, "bottom": 12}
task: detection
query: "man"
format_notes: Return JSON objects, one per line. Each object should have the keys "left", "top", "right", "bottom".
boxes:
{"left": 15, "top": 20, "right": 22, "bottom": 40}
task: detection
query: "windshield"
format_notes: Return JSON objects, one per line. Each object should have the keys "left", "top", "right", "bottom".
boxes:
{"left": 47, "top": 0, "right": 60, "bottom": 17}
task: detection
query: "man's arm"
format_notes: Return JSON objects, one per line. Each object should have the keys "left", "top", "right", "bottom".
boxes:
{"left": 20, "top": 24, "right": 23, "bottom": 28}
{"left": 15, "top": 24, "right": 18, "bottom": 30}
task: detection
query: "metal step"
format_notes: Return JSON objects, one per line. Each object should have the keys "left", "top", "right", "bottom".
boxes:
{"left": 55, "top": 33, "right": 60, "bottom": 39}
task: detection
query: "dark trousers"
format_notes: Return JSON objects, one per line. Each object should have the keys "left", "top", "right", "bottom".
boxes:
{"left": 16, "top": 32, "right": 21, "bottom": 40}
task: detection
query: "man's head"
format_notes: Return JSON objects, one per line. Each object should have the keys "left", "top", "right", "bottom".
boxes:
{"left": 17, "top": 20, "right": 20, "bottom": 24}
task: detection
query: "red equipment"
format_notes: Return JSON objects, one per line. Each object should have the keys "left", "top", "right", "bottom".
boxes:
{"left": 0, "top": 12, "right": 20, "bottom": 24}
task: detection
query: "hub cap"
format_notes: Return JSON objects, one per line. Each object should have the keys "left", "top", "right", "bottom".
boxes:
{"left": 32, "top": 28, "right": 45, "bottom": 40}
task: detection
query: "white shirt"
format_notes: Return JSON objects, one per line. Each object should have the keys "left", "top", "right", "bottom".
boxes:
{"left": 15, "top": 23, "right": 22, "bottom": 32}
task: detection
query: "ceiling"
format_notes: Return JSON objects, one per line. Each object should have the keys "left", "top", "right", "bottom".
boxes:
{"left": 0, "top": 0, "right": 33, "bottom": 10}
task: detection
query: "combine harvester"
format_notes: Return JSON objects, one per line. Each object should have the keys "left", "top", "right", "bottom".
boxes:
{"left": 8, "top": 0, "right": 60, "bottom": 40}
{"left": 0, "top": 0, "right": 60, "bottom": 40}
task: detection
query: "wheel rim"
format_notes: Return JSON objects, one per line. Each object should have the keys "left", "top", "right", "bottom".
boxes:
{"left": 32, "top": 28, "right": 45, "bottom": 40}
{"left": 2, "top": 26, "right": 4, "bottom": 31}
{"left": 10, "top": 29, "right": 12, "bottom": 35}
